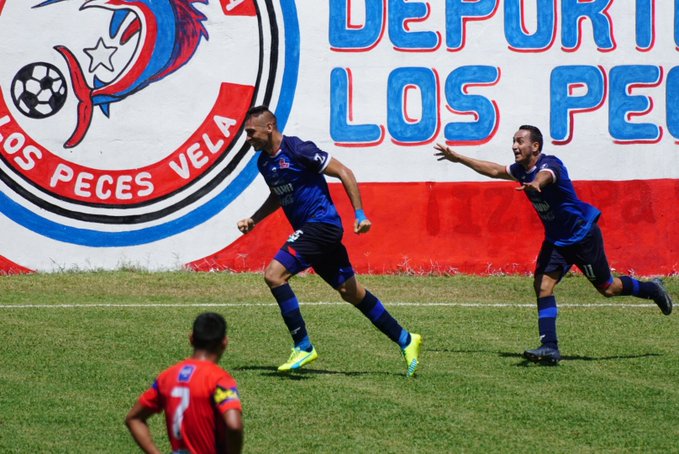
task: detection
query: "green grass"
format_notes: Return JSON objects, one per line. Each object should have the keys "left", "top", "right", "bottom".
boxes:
{"left": 1, "top": 272, "right": 677, "bottom": 453}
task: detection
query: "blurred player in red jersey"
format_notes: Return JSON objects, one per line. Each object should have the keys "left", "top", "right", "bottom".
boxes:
{"left": 126, "top": 312, "right": 244, "bottom": 454}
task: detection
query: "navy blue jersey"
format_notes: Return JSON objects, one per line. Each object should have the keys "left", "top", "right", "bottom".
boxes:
{"left": 508, "top": 154, "right": 601, "bottom": 246}
{"left": 257, "top": 136, "right": 342, "bottom": 230}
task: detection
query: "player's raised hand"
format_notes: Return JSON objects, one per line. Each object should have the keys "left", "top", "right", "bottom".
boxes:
{"left": 434, "top": 143, "right": 460, "bottom": 162}
{"left": 354, "top": 209, "right": 371, "bottom": 234}
{"left": 516, "top": 170, "right": 552, "bottom": 193}
{"left": 237, "top": 218, "right": 255, "bottom": 233}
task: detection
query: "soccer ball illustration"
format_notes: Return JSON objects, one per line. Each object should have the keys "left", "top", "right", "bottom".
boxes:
{"left": 11, "top": 62, "right": 68, "bottom": 119}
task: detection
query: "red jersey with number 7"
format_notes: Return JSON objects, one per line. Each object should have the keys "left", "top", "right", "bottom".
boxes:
{"left": 139, "top": 359, "right": 242, "bottom": 454}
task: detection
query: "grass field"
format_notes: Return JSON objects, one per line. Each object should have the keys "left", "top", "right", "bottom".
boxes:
{"left": 1, "top": 271, "right": 677, "bottom": 453}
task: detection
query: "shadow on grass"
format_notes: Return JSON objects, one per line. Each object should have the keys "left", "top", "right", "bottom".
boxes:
{"left": 498, "top": 351, "right": 661, "bottom": 366}
{"left": 427, "top": 348, "right": 661, "bottom": 365}
{"left": 233, "top": 365, "right": 400, "bottom": 379}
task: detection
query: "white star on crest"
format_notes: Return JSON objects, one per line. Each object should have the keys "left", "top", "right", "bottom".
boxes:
{"left": 84, "top": 38, "right": 117, "bottom": 72}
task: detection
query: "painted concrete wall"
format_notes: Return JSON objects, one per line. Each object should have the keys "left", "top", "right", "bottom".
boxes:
{"left": 0, "top": 0, "right": 677, "bottom": 274}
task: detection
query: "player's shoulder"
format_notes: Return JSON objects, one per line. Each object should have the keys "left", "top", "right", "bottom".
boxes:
{"left": 536, "top": 154, "right": 567, "bottom": 182}
{"left": 283, "top": 135, "right": 322, "bottom": 157}
{"left": 196, "top": 360, "right": 235, "bottom": 378}
{"left": 283, "top": 135, "right": 313, "bottom": 147}
{"left": 538, "top": 153, "right": 564, "bottom": 168}
{"left": 150, "top": 360, "right": 186, "bottom": 388}
{"left": 204, "top": 363, "right": 238, "bottom": 390}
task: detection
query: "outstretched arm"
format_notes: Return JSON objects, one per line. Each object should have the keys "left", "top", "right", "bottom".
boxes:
{"left": 434, "top": 143, "right": 513, "bottom": 180}
{"left": 323, "top": 157, "right": 371, "bottom": 234}
{"left": 237, "top": 192, "right": 281, "bottom": 234}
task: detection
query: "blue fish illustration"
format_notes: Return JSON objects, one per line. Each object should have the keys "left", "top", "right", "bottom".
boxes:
{"left": 35, "top": 0, "right": 209, "bottom": 148}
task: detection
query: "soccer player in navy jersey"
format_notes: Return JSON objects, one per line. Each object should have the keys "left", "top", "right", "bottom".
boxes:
{"left": 237, "top": 106, "right": 421, "bottom": 377}
{"left": 434, "top": 125, "right": 673, "bottom": 364}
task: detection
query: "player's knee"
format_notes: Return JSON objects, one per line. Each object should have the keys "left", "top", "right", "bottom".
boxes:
{"left": 534, "top": 281, "right": 552, "bottom": 298}
{"left": 534, "top": 272, "right": 561, "bottom": 298}
{"left": 598, "top": 286, "right": 617, "bottom": 298}
{"left": 337, "top": 286, "right": 350, "bottom": 301}
{"left": 336, "top": 285, "right": 351, "bottom": 302}
{"left": 263, "top": 274, "right": 274, "bottom": 288}
{"left": 336, "top": 283, "right": 361, "bottom": 305}
{"left": 263, "top": 268, "right": 285, "bottom": 288}
{"left": 595, "top": 277, "right": 621, "bottom": 298}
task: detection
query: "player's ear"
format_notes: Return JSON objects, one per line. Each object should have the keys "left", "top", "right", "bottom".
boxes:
{"left": 221, "top": 336, "right": 228, "bottom": 350}
{"left": 189, "top": 333, "right": 195, "bottom": 347}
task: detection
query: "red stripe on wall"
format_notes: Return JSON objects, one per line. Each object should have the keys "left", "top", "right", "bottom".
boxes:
{"left": 189, "top": 179, "right": 678, "bottom": 276}
{"left": 0, "top": 255, "right": 33, "bottom": 275}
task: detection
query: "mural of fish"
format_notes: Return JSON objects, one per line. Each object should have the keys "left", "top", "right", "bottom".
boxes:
{"left": 35, "top": 0, "right": 209, "bottom": 148}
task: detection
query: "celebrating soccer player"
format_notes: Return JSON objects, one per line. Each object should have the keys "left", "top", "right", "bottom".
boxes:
{"left": 434, "top": 125, "right": 673, "bottom": 364}
{"left": 236, "top": 106, "right": 422, "bottom": 377}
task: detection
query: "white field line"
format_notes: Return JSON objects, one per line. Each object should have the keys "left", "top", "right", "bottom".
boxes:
{"left": 0, "top": 302, "right": 659, "bottom": 309}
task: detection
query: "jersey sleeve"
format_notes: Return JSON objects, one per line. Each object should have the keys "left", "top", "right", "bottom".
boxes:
{"left": 138, "top": 380, "right": 163, "bottom": 413}
{"left": 213, "top": 376, "right": 242, "bottom": 414}
{"left": 290, "top": 140, "right": 331, "bottom": 174}
{"left": 507, "top": 163, "right": 519, "bottom": 180}
{"left": 536, "top": 156, "right": 561, "bottom": 182}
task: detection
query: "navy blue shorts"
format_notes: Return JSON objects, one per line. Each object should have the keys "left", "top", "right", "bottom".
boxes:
{"left": 274, "top": 222, "right": 355, "bottom": 288}
{"left": 535, "top": 223, "right": 613, "bottom": 289}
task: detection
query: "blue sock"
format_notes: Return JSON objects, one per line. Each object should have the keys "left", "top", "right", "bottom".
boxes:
{"left": 356, "top": 290, "right": 410, "bottom": 348}
{"left": 537, "top": 296, "right": 558, "bottom": 347}
{"left": 271, "top": 284, "right": 311, "bottom": 351}
{"left": 619, "top": 276, "right": 658, "bottom": 299}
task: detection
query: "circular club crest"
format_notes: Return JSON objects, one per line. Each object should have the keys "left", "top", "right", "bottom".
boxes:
{"left": 0, "top": 0, "right": 298, "bottom": 268}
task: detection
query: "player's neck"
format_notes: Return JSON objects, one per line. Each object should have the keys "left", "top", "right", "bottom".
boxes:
{"left": 266, "top": 132, "right": 283, "bottom": 156}
{"left": 191, "top": 350, "right": 221, "bottom": 363}
{"left": 521, "top": 153, "right": 541, "bottom": 171}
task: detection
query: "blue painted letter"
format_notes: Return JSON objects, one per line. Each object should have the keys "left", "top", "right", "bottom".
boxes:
{"left": 330, "top": 0, "right": 384, "bottom": 50}
{"left": 550, "top": 65, "right": 605, "bottom": 143}
{"left": 330, "top": 68, "right": 383, "bottom": 143}
{"left": 444, "top": 66, "right": 500, "bottom": 143}
{"left": 387, "top": 67, "right": 439, "bottom": 144}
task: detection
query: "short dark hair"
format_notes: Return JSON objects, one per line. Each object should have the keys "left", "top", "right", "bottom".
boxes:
{"left": 519, "top": 125, "right": 543, "bottom": 152}
{"left": 246, "top": 105, "right": 277, "bottom": 126}
{"left": 192, "top": 312, "right": 227, "bottom": 352}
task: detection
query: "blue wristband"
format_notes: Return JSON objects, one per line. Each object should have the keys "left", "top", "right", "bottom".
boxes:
{"left": 355, "top": 209, "right": 368, "bottom": 223}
